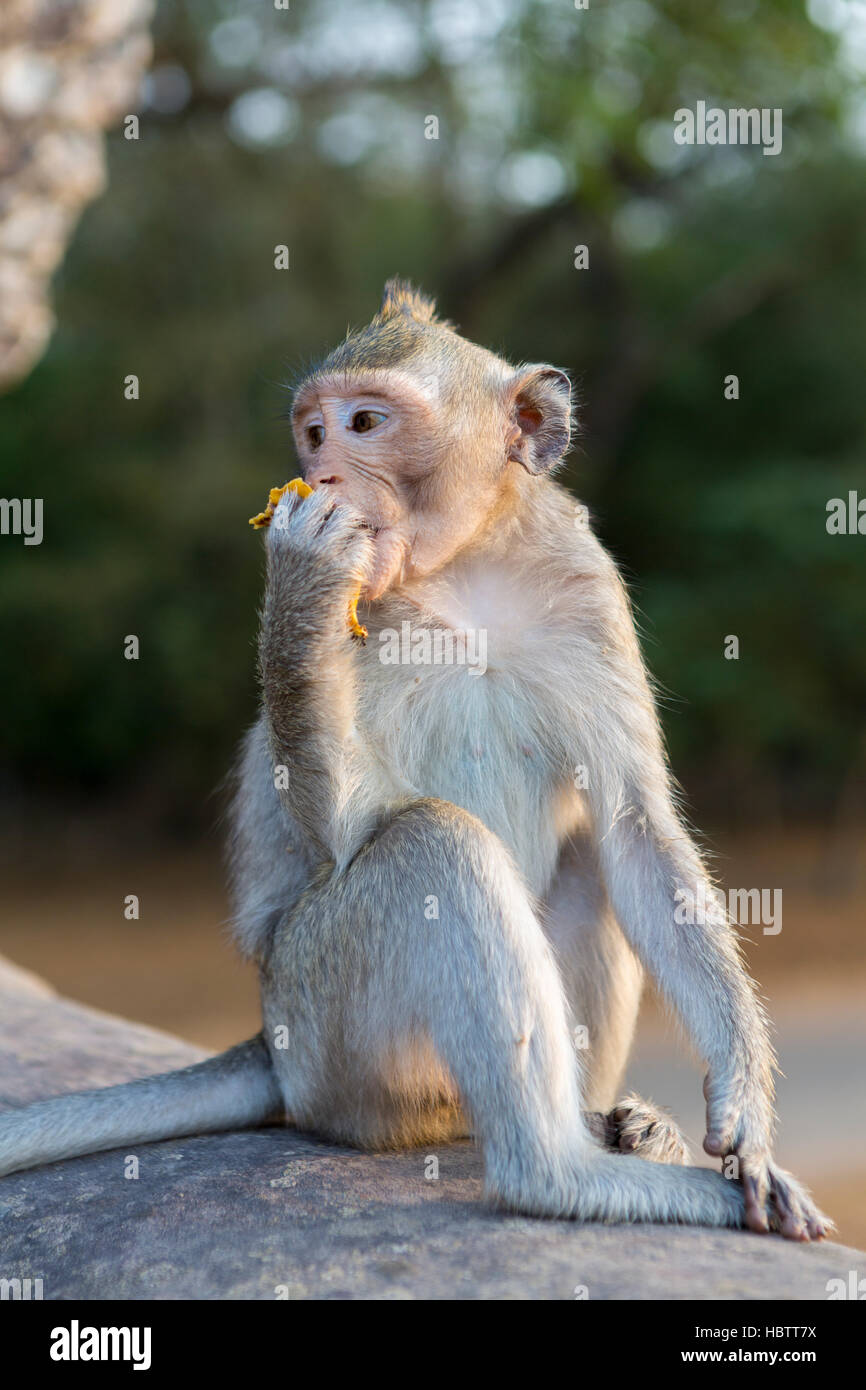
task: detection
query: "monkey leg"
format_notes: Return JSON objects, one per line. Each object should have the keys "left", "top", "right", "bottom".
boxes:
{"left": 543, "top": 837, "right": 689, "bottom": 1165}
{"left": 262, "top": 798, "right": 745, "bottom": 1227}
{"left": 261, "top": 796, "right": 580, "bottom": 1155}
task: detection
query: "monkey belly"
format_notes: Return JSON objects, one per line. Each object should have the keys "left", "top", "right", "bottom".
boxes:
{"left": 357, "top": 650, "right": 586, "bottom": 900}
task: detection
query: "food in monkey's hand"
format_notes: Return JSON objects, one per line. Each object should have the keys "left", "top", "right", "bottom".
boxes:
{"left": 248, "top": 476, "right": 313, "bottom": 528}
{"left": 346, "top": 583, "right": 367, "bottom": 642}
{"left": 249, "top": 477, "right": 368, "bottom": 643}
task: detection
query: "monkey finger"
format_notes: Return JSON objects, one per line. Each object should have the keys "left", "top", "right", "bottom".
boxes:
{"left": 309, "top": 494, "right": 366, "bottom": 542}
{"left": 740, "top": 1172, "right": 770, "bottom": 1234}
{"left": 269, "top": 489, "right": 306, "bottom": 527}
{"left": 312, "top": 502, "right": 339, "bottom": 538}
{"left": 702, "top": 1128, "right": 733, "bottom": 1157}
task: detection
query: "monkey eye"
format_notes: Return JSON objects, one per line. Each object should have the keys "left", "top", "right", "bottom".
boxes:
{"left": 307, "top": 424, "right": 324, "bottom": 449}
{"left": 350, "top": 410, "right": 386, "bottom": 434}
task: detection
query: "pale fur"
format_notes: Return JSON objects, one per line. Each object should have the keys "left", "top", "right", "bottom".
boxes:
{"left": 0, "top": 288, "right": 830, "bottom": 1240}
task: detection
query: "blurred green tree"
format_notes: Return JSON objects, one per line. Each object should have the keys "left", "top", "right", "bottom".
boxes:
{"left": 1, "top": 0, "right": 864, "bottom": 833}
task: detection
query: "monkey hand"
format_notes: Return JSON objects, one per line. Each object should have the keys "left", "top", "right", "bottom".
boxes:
{"left": 266, "top": 484, "right": 374, "bottom": 641}
{"left": 249, "top": 476, "right": 313, "bottom": 529}
{"left": 702, "top": 1070, "right": 832, "bottom": 1240}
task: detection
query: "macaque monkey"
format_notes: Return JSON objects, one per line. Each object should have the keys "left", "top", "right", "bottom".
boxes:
{"left": 0, "top": 281, "right": 829, "bottom": 1241}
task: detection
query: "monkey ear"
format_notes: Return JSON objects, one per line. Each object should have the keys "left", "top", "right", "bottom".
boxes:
{"left": 507, "top": 366, "right": 573, "bottom": 475}
{"left": 377, "top": 277, "right": 442, "bottom": 326}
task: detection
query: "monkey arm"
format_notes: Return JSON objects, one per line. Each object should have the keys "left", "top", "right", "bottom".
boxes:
{"left": 257, "top": 487, "right": 384, "bottom": 868}
{"left": 578, "top": 736, "right": 812, "bottom": 1233}
{"left": 587, "top": 740, "right": 778, "bottom": 1147}
{"left": 568, "top": 622, "right": 776, "bottom": 1106}
{"left": 571, "top": 675, "right": 823, "bottom": 1232}
{"left": 227, "top": 716, "right": 319, "bottom": 963}
{"left": 550, "top": 552, "right": 823, "bottom": 1235}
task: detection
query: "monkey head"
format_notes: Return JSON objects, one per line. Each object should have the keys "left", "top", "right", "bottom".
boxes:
{"left": 290, "top": 278, "right": 572, "bottom": 600}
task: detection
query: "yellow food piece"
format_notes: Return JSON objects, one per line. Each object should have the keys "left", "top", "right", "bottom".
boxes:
{"left": 249, "top": 477, "right": 367, "bottom": 642}
{"left": 348, "top": 584, "right": 367, "bottom": 642}
{"left": 248, "top": 476, "right": 313, "bottom": 529}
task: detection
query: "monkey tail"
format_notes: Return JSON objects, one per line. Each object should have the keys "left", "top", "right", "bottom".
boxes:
{"left": 0, "top": 1035, "right": 281, "bottom": 1179}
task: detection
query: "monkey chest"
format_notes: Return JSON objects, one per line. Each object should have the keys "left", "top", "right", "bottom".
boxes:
{"left": 356, "top": 627, "right": 574, "bottom": 895}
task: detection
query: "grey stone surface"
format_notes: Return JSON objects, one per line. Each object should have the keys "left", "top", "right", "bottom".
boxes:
{"left": 0, "top": 957, "right": 862, "bottom": 1301}
{"left": 0, "top": 957, "right": 209, "bottom": 1110}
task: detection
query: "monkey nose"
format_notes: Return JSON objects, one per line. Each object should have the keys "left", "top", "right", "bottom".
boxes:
{"left": 309, "top": 475, "right": 341, "bottom": 488}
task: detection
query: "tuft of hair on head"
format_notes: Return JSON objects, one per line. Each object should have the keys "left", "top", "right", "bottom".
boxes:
{"left": 374, "top": 277, "right": 455, "bottom": 331}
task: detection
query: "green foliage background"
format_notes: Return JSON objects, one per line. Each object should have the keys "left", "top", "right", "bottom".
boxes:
{"left": 2, "top": 0, "right": 864, "bottom": 833}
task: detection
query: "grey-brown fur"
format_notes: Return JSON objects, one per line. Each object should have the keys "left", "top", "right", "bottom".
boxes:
{"left": 0, "top": 284, "right": 830, "bottom": 1240}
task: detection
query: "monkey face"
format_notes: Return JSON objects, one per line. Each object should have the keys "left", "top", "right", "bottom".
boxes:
{"left": 291, "top": 369, "right": 437, "bottom": 599}
{"left": 288, "top": 281, "right": 573, "bottom": 602}
{"left": 291, "top": 365, "right": 508, "bottom": 601}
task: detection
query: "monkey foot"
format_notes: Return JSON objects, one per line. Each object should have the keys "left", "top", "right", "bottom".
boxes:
{"left": 603, "top": 1093, "right": 690, "bottom": 1165}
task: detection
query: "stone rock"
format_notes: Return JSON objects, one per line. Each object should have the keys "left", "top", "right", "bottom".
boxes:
{"left": 0, "top": 956, "right": 862, "bottom": 1300}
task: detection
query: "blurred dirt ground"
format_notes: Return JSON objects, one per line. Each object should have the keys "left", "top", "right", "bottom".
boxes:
{"left": 1, "top": 825, "right": 864, "bottom": 1247}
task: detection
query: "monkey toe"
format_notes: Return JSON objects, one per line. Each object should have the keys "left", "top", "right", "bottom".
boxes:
{"left": 767, "top": 1166, "right": 832, "bottom": 1242}
{"left": 739, "top": 1157, "right": 833, "bottom": 1241}
{"left": 608, "top": 1094, "right": 690, "bottom": 1165}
